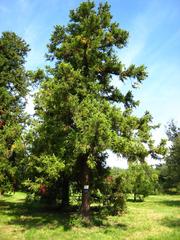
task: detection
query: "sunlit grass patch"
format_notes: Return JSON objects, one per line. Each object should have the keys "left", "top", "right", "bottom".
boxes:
{"left": 0, "top": 192, "right": 180, "bottom": 240}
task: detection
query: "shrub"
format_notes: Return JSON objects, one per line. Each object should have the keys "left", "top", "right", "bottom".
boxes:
{"left": 101, "top": 173, "right": 127, "bottom": 215}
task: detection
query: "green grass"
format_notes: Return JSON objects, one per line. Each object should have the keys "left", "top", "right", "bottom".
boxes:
{"left": 0, "top": 193, "right": 180, "bottom": 240}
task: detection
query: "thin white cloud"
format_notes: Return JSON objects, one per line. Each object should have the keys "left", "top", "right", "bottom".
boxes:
{"left": 119, "top": 0, "right": 172, "bottom": 66}
{"left": 147, "top": 30, "right": 180, "bottom": 68}
{"left": 22, "top": 23, "right": 47, "bottom": 69}
{"left": 115, "top": 0, "right": 180, "bottom": 148}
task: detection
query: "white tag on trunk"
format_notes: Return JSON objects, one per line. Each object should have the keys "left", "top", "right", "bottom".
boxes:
{"left": 84, "top": 185, "right": 89, "bottom": 190}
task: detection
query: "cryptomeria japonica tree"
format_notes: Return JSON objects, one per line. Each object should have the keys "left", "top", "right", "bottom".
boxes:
{"left": 32, "top": 1, "right": 166, "bottom": 218}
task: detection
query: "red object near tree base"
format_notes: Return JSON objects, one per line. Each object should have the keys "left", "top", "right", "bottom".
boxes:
{"left": 39, "top": 184, "right": 47, "bottom": 195}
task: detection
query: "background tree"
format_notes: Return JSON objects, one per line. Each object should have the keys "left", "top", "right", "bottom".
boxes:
{"left": 166, "top": 120, "right": 179, "bottom": 141}
{"left": 0, "top": 32, "right": 30, "bottom": 195}
{"left": 158, "top": 120, "right": 180, "bottom": 193}
{"left": 127, "top": 163, "right": 158, "bottom": 201}
{"left": 29, "top": 1, "right": 166, "bottom": 217}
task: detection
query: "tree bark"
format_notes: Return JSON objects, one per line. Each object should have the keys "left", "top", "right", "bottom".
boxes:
{"left": 0, "top": 190, "right": 4, "bottom": 197}
{"left": 80, "top": 157, "right": 90, "bottom": 218}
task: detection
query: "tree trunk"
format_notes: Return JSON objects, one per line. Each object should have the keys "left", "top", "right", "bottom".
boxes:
{"left": 61, "top": 175, "right": 70, "bottom": 209}
{"left": 0, "top": 190, "right": 4, "bottom": 197}
{"left": 80, "top": 157, "right": 90, "bottom": 219}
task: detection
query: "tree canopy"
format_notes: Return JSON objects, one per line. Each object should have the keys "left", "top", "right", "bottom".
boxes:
{"left": 23, "top": 1, "right": 166, "bottom": 217}
{"left": 0, "top": 32, "right": 30, "bottom": 194}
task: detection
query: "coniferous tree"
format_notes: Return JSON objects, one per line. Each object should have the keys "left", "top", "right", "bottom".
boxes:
{"left": 163, "top": 121, "right": 180, "bottom": 192}
{"left": 31, "top": 1, "right": 166, "bottom": 217}
{"left": 0, "top": 32, "right": 30, "bottom": 194}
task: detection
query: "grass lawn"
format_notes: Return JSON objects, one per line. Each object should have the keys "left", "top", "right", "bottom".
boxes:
{"left": 0, "top": 192, "right": 179, "bottom": 240}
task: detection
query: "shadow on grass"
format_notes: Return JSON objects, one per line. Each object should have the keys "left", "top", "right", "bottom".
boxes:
{"left": 127, "top": 199, "right": 144, "bottom": 203}
{"left": 0, "top": 200, "right": 128, "bottom": 231}
{"left": 155, "top": 199, "right": 180, "bottom": 207}
{"left": 0, "top": 199, "right": 73, "bottom": 231}
{"left": 161, "top": 216, "right": 180, "bottom": 229}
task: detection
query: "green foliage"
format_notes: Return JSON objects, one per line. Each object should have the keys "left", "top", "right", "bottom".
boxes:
{"left": 127, "top": 163, "right": 158, "bottom": 201}
{"left": 24, "top": 155, "right": 65, "bottom": 189}
{"left": 166, "top": 135, "right": 180, "bottom": 191}
{"left": 23, "top": 154, "right": 65, "bottom": 204}
{"left": 88, "top": 167, "right": 128, "bottom": 215}
{"left": 159, "top": 120, "right": 180, "bottom": 193}
{"left": 0, "top": 31, "right": 30, "bottom": 193}
{"left": 44, "top": 0, "right": 157, "bottom": 163}
{"left": 101, "top": 173, "right": 127, "bottom": 215}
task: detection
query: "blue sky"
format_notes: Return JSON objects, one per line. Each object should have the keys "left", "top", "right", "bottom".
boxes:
{"left": 0, "top": 0, "right": 180, "bottom": 167}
